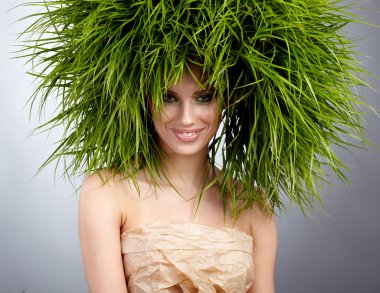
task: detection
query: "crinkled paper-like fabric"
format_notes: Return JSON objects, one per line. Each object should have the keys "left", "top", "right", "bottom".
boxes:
{"left": 121, "top": 222, "right": 253, "bottom": 292}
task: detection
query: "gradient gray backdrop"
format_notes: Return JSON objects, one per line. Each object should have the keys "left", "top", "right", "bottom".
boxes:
{"left": 1, "top": 1, "right": 379, "bottom": 292}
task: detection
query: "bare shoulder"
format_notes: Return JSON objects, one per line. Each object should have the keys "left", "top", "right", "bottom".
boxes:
{"left": 79, "top": 169, "right": 130, "bottom": 227}
{"left": 214, "top": 168, "right": 276, "bottom": 239}
{"left": 240, "top": 191, "right": 277, "bottom": 238}
{"left": 80, "top": 169, "right": 134, "bottom": 203}
{"left": 79, "top": 169, "right": 152, "bottom": 229}
{"left": 80, "top": 169, "right": 124, "bottom": 194}
{"left": 227, "top": 180, "right": 276, "bottom": 238}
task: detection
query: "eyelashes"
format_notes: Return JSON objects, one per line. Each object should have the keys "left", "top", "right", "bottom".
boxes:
{"left": 162, "top": 94, "right": 177, "bottom": 103}
{"left": 196, "top": 93, "right": 215, "bottom": 103}
{"left": 162, "top": 93, "right": 215, "bottom": 104}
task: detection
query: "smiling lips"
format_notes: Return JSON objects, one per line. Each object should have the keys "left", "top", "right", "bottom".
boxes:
{"left": 171, "top": 128, "right": 205, "bottom": 142}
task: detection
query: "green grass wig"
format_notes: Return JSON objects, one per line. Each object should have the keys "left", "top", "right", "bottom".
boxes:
{"left": 18, "top": 0, "right": 374, "bottom": 218}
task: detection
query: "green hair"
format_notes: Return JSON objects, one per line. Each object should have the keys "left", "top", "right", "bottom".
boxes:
{"left": 18, "top": 0, "right": 373, "bottom": 219}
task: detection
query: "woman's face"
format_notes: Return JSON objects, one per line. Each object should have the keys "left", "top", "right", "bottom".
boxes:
{"left": 151, "top": 65, "right": 221, "bottom": 157}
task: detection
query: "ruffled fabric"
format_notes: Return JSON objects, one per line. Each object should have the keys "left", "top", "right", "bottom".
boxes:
{"left": 121, "top": 222, "right": 253, "bottom": 292}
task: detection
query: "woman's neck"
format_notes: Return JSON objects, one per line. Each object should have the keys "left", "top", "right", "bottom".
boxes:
{"left": 157, "top": 151, "right": 214, "bottom": 191}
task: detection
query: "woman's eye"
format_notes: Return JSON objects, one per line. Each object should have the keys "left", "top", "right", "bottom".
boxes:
{"left": 162, "top": 94, "right": 177, "bottom": 103}
{"left": 197, "top": 93, "right": 214, "bottom": 103}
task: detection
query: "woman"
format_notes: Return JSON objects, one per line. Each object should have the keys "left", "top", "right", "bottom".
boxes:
{"left": 78, "top": 63, "right": 276, "bottom": 292}
{"left": 18, "top": 0, "right": 371, "bottom": 292}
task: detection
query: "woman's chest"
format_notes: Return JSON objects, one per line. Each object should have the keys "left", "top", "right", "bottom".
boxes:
{"left": 120, "top": 186, "right": 251, "bottom": 236}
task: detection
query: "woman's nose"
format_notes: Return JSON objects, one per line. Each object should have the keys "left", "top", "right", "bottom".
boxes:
{"left": 178, "top": 101, "right": 195, "bottom": 125}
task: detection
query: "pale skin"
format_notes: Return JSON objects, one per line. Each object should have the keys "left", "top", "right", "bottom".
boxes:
{"left": 78, "top": 64, "right": 277, "bottom": 292}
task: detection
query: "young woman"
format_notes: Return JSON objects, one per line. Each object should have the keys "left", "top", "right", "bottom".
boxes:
{"left": 78, "top": 63, "right": 277, "bottom": 292}
{"left": 18, "top": 1, "right": 372, "bottom": 292}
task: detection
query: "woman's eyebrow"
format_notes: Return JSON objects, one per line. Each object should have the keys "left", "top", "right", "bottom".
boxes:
{"left": 165, "top": 87, "right": 215, "bottom": 96}
{"left": 165, "top": 90, "right": 178, "bottom": 95}
{"left": 194, "top": 87, "right": 215, "bottom": 95}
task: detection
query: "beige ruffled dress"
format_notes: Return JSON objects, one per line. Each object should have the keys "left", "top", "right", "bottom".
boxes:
{"left": 121, "top": 222, "right": 253, "bottom": 292}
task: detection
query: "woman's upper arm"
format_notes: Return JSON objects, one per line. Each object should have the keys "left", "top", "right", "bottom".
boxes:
{"left": 249, "top": 205, "right": 277, "bottom": 293}
{"left": 78, "top": 173, "right": 128, "bottom": 293}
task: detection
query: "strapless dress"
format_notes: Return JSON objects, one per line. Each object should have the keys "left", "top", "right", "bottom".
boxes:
{"left": 121, "top": 222, "right": 253, "bottom": 292}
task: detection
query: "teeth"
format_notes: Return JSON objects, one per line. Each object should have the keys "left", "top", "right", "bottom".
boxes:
{"left": 180, "top": 132, "right": 196, "bottom": 136}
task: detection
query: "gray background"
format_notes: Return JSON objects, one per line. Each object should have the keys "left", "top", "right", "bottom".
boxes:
{"left": 1, "top": 1, "right": 379, "bottom": 292}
